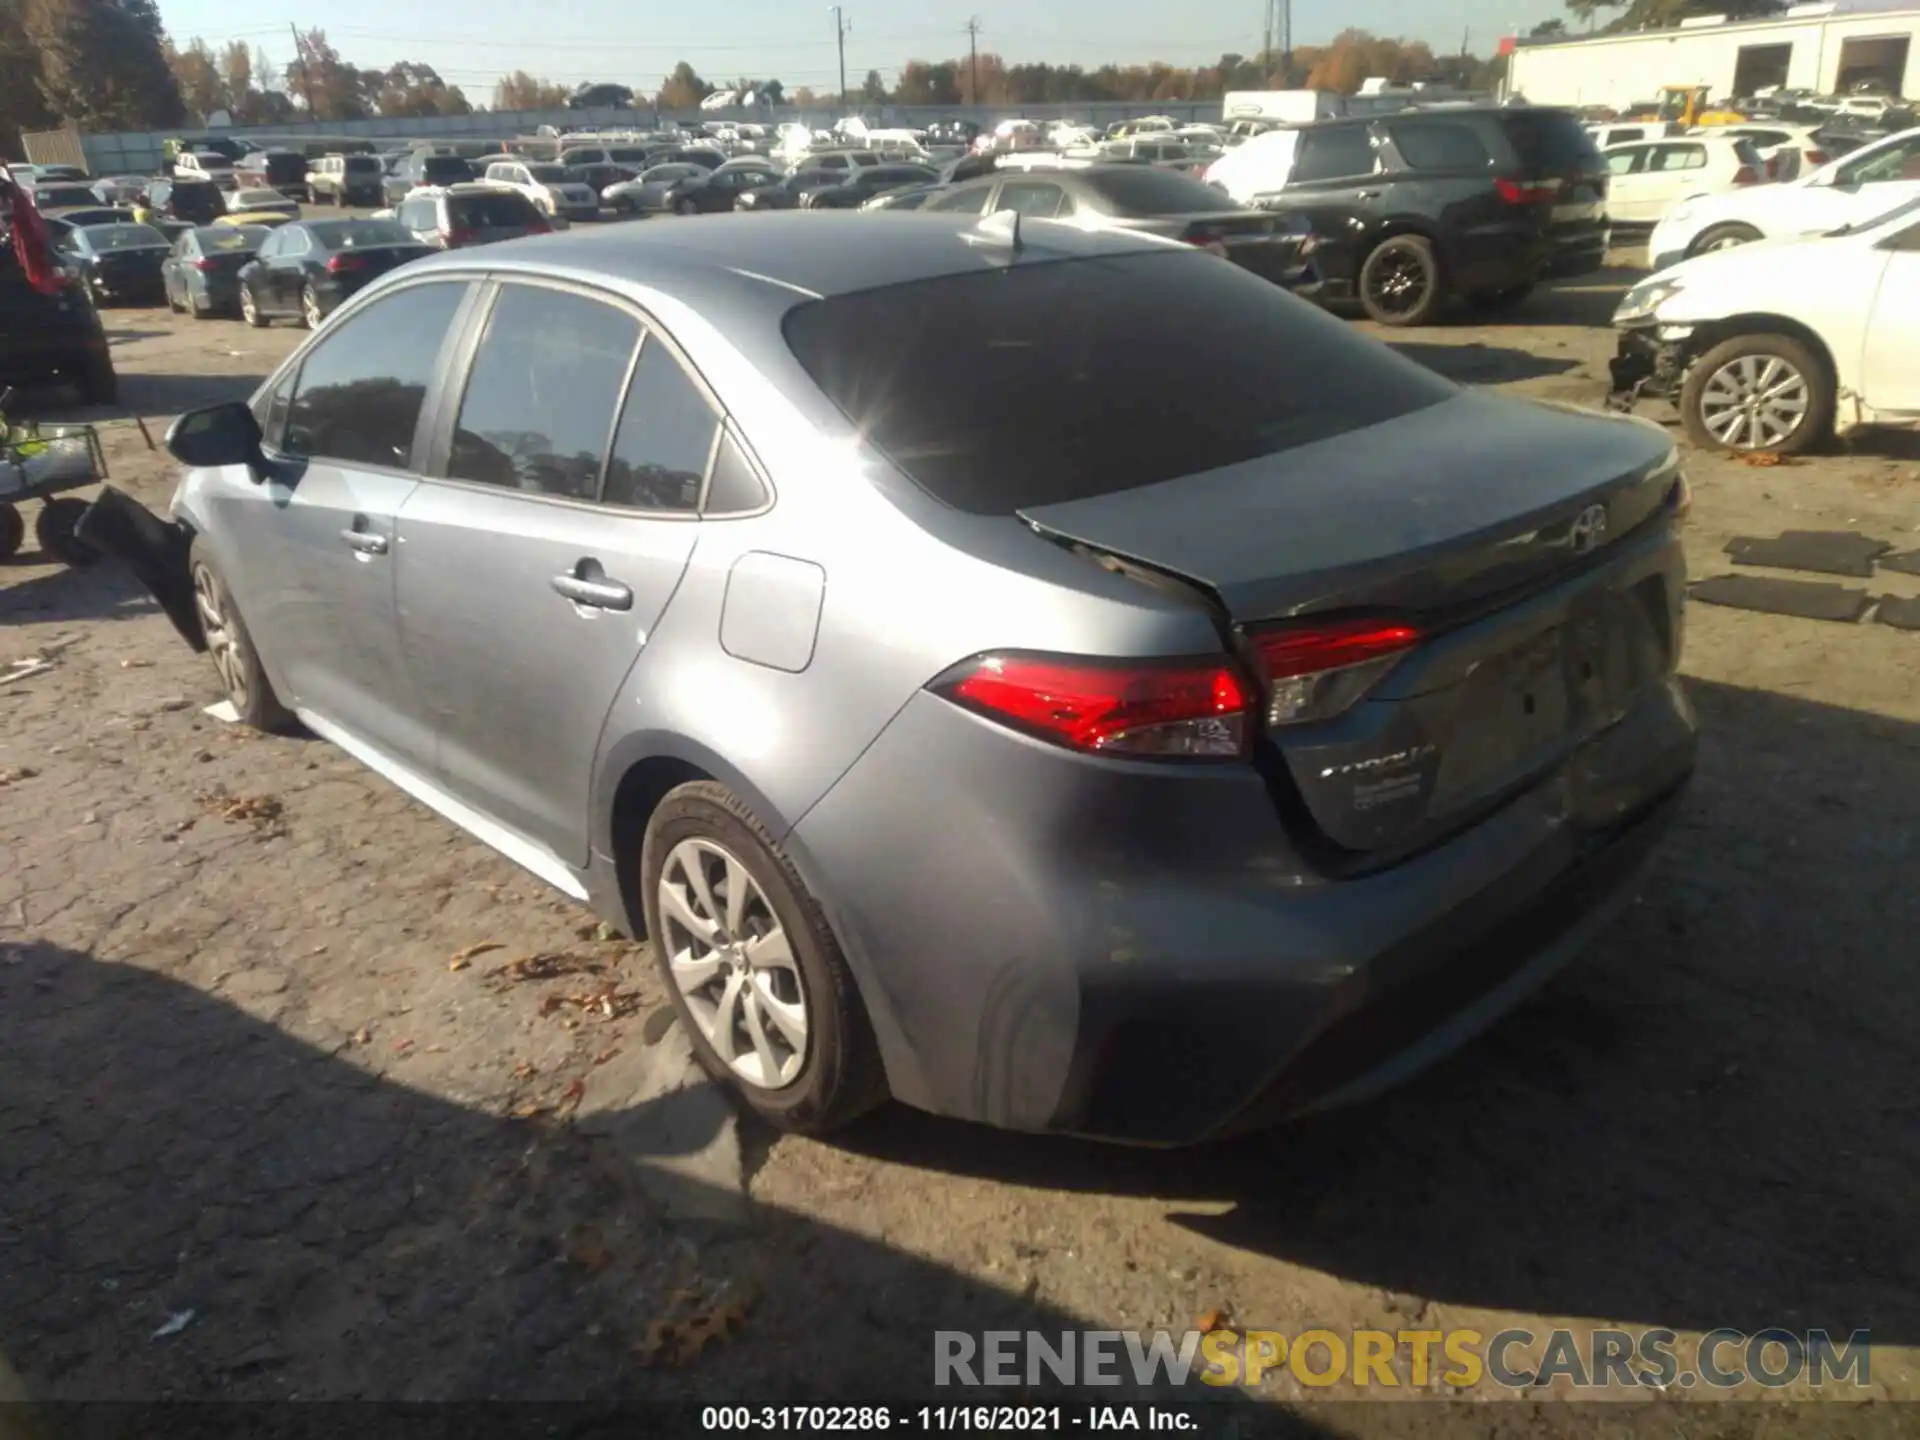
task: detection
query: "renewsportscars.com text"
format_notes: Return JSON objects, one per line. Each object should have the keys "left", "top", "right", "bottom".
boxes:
{"left": 934, "top": 1327, "right": 1872, "bottom": 1391}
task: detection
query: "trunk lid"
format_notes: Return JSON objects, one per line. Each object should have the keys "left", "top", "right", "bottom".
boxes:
{"left": 1018, "top": 391, "right": 1683, "bottom": 855}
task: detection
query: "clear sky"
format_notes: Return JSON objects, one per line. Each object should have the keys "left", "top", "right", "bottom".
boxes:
{"left": 155, "top": 0, "right": 1568, "bottom": 101}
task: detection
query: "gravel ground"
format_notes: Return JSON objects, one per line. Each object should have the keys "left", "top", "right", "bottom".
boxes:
{"left": 2, "top": 240, "right": 1916, "bottom": 1429}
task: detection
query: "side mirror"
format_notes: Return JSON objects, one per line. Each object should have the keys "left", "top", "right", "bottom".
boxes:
{"left": 165, "top": 401, "right": 268, "bottom": 481}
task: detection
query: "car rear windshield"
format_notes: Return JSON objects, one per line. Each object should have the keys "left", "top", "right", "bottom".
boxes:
{"left": 448, "top": 191, "right": 537, "bottom": 226}
{"left": 782, "top": 251, "right": 1453, "bottom": 514}
{"left": 344, "top": 156, "right": 381, "bottom": 173}
{"left": 423, "top": 157, "right": 471, "bottom": 181}
{"left": 84, "top": 224, "right": 168, "bottom": 249}
{"left": 527, "top": 164, "right": 567, "bottom": 181}
{"left": 307, "top": 219, "right": 413, "bottom": 248}
{"left": 35, "top": 185, "right": 98, "bottom": 207}
{"left": 1080, "top": 166, "right": 1231, "bottom": 214}
{"left": 1499, "top": 111, "right": 1603, "bottom": 172}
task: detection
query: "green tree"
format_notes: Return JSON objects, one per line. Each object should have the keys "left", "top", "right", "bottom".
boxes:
{"left": 860, "top": 68, "right": 887, "bottom": 102}
{"left": 166, "top": 36, "right": 224, "bottom": 119}
{"left": 373, "top": 60, "right": 469, "bottom": 117}
{"left": 656, "top": 60, "right": 712, "bottom": 109}
{"left": 1, "top": 0, "right": 56, "bottom": 154}
{"left": 1529, "top": 16, "right": 1569, "bottom": 36}
{"left": 492, "top": 70, "right": 572, "bottom": 111}
{"left": 22, "top": 0, "right": 184, "bottom": 129}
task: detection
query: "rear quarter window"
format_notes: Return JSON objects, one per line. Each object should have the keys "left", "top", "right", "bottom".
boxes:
{"left": 1499, "top": 111, "right": 1603, "bottom": 172}
{"left": 1387, "top": 120, "right": 1493, "bottom": 170}
{"left": 781, "top": 251, "right": 1454, "bottom": 515}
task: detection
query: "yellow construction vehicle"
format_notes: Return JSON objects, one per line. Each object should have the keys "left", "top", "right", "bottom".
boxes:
{"left": 1627, "top": 85, "right": 1748, "bottom": 130}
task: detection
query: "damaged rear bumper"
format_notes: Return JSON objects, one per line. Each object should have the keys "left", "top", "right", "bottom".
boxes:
{"left": 73, "top": 486, "right": 205, "bottom": 652}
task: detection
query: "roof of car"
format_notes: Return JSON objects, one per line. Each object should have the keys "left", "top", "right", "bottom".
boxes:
{"left": 406, "top": 209, "right": 1163, "bottom": 302}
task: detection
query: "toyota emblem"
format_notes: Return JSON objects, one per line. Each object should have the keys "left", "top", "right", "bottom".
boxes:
{"left": 1569, "top": 504, "right": 1608, "bottom": 555}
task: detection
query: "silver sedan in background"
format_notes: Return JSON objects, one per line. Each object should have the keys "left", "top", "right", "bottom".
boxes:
{"left": 85, "top": 212, "right": 1696, "bottom": 1144}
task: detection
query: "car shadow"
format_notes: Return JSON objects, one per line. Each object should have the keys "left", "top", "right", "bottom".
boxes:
{"left": 1479, "top": 264, "right": 1645, "bottom": 331}
{"left": 824, "top": 677, "right": 1920, "bottom": 1349}
{"left": 0, "top": 554, "right": 157, "bottom": 624}
{"left": 1386, "top": 342, "right": 1582, "bottom": 385}
{"left": 0, "top": 940, "right": 1356, "bottom": 1419}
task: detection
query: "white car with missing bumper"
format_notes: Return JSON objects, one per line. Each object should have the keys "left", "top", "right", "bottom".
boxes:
{"left": 1609, "top": 193, "right": 1920, "bottom": 454}
{"left": 1646, "top": 126, "right": 1920, "bottom": 271}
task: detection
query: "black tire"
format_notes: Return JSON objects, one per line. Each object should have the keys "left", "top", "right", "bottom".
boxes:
{"left": 165, "top": 284, "right": 183, "bottom": 314}
{"left": 76, "top": 352, "right": 117, "bottom": 405}
{"left": 188, "top": 536, "right": 294, "bottom": 731}
{"left": 1679, "top": 333, "right": 1833, "bottom": 457}
{"left": 641, "top": 780, "right": 888, "bottom": 1134}
{"left": 675, "top": 197, "right": 698, "bottom": 216}
{"left": 1689, "top": 222, "right": 1762, "bottom": 257}
{"left": 1464, "top": 282, "right": 1534, "bottom": 312}
{"left": 240, "top": 282, "right": 267, "bottom": 327}
{"left": 0, "top": 504, "right": 21, "bottom": 560}
{"left": 34, "top": 498, "right": 100, "bottom": 566}
{"left": 1358, "top": 234, "right": 1444, "bottom": 327}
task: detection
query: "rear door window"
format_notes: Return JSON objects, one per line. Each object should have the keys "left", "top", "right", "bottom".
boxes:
{"left": 1607, "top": 146, "right": 1650, "bottom": 175}
{"left": 1386, "top": 119, "right": 1493, "bottom": 170}
{"left": 446, "top": 285, "right": 641, "bottom": 499}
{"left": 1649, "top": 143, "right": 1708, "bottom": 172}
{"left": 781, "top": 250, "right": 1453, "bottom": 515}
{"left": 284, "top": 282, "right": 468, "bottom": 469}
{"left": 1289, "top": 126, "right": 1376, "bottom": 183}
{"left": 603, "top": 332, "right": 722, "bottom": 513}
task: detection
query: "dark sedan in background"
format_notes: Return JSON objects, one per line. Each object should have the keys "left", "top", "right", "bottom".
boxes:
{"left": 805, "top": 163, "right": 940, "bottom": 209}
{"left": 162, "top": 224, "right": 270, "bottom": 318}
{"left": 925, "top": 165, "right": 1321, "bottom": 292}
{"left": 237, "top": 218, "right": 431, "bottom": 329}
{"left": 381, "top": 152, "right": 476, "bottom": 205}
{"left": 55, "top": 222, "right": 172, "bottom": 305}
{"left": 735, "top": 168, "right": 846, "bottom": 211}
{"left": 26, "top": 182, "right": 102, "bottom": 212}
{"left": 608, "top": 161, "right": 780, "bottom": 215}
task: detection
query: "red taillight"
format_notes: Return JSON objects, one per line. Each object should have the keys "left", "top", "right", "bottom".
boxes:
{"left": 326, "top": 253, "right": 367, "bottom": 274}
{"left": 1805, "top": 149, "right": 1829, "bottom": 167}
{"left": 935, "top": 652, "right": 1252, "bottom": 758}
{"left": 1494, "top": 177, "right": 1558, "bottom": 205}
{"left": 192, "top": 257, "right": 215, "bottom": 272}
{"left": 1732, "top": 164, "right": 1761, "bottom": 185}
{"left": 1249, "top": 618, "right": 1421, "bottom": 727}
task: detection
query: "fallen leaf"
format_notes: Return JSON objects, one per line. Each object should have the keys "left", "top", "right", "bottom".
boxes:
{"left": 351, "top": 1027, "right": 371, "bottom": 1045}
{"left": 591, "top": 1045, "right": 622, "bottom": 1067}
{"left": 635, "top": 1299, "right": 751, "bottom": 1368}
{"left": 451, "top": 940, "right": 504, "bottom": 966}
{"left": 508, "top": 1100, "right": 549, "bottom": 1120}
{"left": 510, "top": 1059, "right": 539, "bottom": 1081}
{"left": 0, "top": 766, "right": 39, "bottom": 786}
{"left": 392, "top": 1037, "right": 414, "bottom": 1055}
{"left": 448, "top": 957, "right": 470, "bottom": 972}
{"left": 555, "top": 1077, "right": 587, "bottom": 1115}
{"left": 1739, "top": 450, "right": 1788, "bottom": 467}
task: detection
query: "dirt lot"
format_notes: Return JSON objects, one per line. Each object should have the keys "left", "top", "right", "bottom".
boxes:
{"left": 2, "top": 242, "right": 1917, "bottom": 1426}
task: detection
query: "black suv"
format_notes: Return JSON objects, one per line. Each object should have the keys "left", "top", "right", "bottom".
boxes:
{"left": 0, "top": 243, "right": 116, "bottom": 403}
{"left": 146, "top": 177, "right": 225, "bottom": 226}
{"left": 1238, "top": 106, "right": 1609, "bottom": 326}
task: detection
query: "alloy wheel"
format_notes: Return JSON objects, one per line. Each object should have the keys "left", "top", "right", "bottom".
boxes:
{"left": 240, "top": 287, "right": 257, "bottom": 324}
{"left": 302, "top": 286, "right": 323, "bottom": 329}
{"left": 1698, "top": 353, "right": 1809, "bottom": 450}
{"left": 1701, "top": 232, "right": 1752, "bottom": 252}
{"left": 1367, "top": 250, "right": 1429, "bottom": 317}
{"left": 657, "top": 837, "right": 809, "bottom": 1090}
{"left": 192, "top": 564, "right": 249, "bottom": 711}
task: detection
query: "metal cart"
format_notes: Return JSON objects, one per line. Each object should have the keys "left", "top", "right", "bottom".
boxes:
{"left": 0, "top": 386, "right": 109, "bottom": 565}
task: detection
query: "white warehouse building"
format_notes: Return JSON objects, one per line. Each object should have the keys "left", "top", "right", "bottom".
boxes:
{"left": 1506, "top": 0, "right": 1919, "bottom": 110}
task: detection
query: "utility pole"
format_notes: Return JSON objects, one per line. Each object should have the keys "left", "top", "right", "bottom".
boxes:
{"left": 831, "top": 6, "right": 851, "bottom": 110}
{"left": 1261, "top": 0, "right": 1272, "bottom": 76}
{"left": 964, "top": 16, "right": 982, "bottom": 104}
{"left": 288, "top": 22, "right": 318, "bottom": 117}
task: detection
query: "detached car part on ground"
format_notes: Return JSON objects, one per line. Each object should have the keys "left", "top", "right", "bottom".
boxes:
{"left": 80, "top": 211, "right": 1696, "bottom": 1146}
{"left": 1610, "top": 194, "right": 1920, "bottom": 454}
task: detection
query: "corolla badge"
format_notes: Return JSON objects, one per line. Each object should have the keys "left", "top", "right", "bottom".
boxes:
{"left": 1569, "top": 503, "right": 1609, "bottom": 555}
